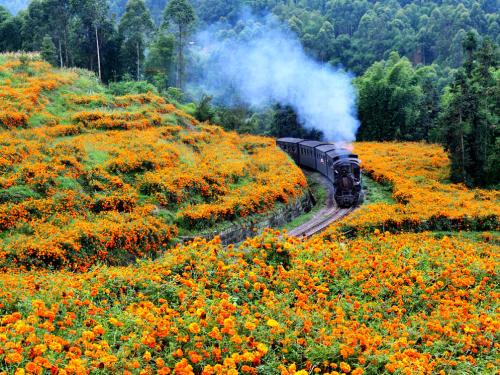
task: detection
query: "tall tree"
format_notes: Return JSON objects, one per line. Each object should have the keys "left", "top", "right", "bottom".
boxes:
{"left": 119, "top": 0, "right": 155, "bottom": 80}
{"left": 0, "top": 6, "right": 22, "bottom": 52}
{"left": 144, "top": 31, "right": 175, "bottom": 90}
{"left": 71, "top": 0, "right": 110, "bottom": 80}
{"left": 46, "top": 0, "right": 71, "bottom": 67}
{"left": 40, "top": 35, "right": 57, "bottom": 65}
{"left": 440, "top": 32, "right": 499, "bottom": 186}
{"left": 163, "top": 0, "right": 195, "bottom": 89}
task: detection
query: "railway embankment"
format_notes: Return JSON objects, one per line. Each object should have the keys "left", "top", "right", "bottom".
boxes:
{"left": 180, "top": 190, "right": 314, "bottom": 245}
{"left": 183, "top": 168, "right": 360, "bottom": 244}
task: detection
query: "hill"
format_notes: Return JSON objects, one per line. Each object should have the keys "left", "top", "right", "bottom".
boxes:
{"left": 0, "top": 54, "right": 307, "bottom": 271}
{"left": 0, "top": 54, "right": 498, "bottom": 374}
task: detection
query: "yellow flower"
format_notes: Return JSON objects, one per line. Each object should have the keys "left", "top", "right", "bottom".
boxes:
{"left": 340, "top": 362, "right": 351, "bottom": 373}
{"left": 256, "top": 343, "right": 268, "bottom": 354}
{"left": 266, "top": 319, "right": 279, "bottom": 328}
{"left": 244, "top": 321, "right": 257, "bottom": 330}
{"left": 188, "top": 322, "right": 201, "bottom": 334}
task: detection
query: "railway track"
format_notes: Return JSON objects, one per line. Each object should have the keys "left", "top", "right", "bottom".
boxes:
{"left": 287, "top": 206, "right": 354, "bottom": 238}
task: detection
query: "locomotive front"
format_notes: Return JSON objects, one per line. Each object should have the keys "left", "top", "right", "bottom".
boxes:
{"left": 331, "top": 154, "right": 363, "bottom": 207}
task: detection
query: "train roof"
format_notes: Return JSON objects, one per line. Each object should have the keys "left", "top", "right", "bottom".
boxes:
{"left": 315, "top": 144, "right": 337, "bottom": 152}
{"left": 327, "top": 149, "right": 359, "bottom": 160}
{"left": 276, "top": 137, "right": 304, "bottom": 144}
{"left": 298, "top": 140, "right": 328, "bottom": 147}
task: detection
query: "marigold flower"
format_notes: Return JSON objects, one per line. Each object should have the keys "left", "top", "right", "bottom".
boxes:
{"left": 256, "top": 343, "right": 268, "bottom": 355}
{"left": 266, "top": 319, "right": 279, "bottom": 328}
{"left": 5, "top": 352, "right": 23, "bottom": 364}
{"left": 340, "top": 362, "right": 351, "bottom": 373}
{"left": 188, "top": 322, "right": 201, "bottom": 334}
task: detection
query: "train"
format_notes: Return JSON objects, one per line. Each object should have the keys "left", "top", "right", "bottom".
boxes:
{"left": 277, "top": 138, "right": 364, "bottom": 207}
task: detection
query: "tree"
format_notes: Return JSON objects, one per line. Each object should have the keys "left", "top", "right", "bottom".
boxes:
{"left": 440, "top": 33, "right": 499, "bottom": 186}
{"left": 41, "top": 35, "right": 57, "bottom": 65}
{"left": 271, "top": 104, "right": 322, "bottom": 140}
{"left": 70, "top": 0, "right": 110, "bottom": 80}
{"left": 440, "top": 70, "right": 474, "bottom": 184}
{"left": 144, "top": 32, "right": 175, "bottom": 90}
{"left": 163, "top": 0, "right": 195, "bottom": 89}
{"left": 0, "top": 6, "right": 22, "bottom": 52}
{"left": 356, "top": 52, "right": 425, "bottom": 141}
{"left": 46, "top": 0, "right": 72, "bottom": 67}
{"left": 119, "top": 0, "right": 155, "bottom": 80}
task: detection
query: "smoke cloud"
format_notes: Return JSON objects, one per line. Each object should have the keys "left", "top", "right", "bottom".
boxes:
{"left": 188, "top": 14, "right": 360, "bottom": 142}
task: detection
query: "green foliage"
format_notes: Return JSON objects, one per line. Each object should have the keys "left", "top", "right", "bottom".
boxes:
{"left": 164, "top": 86, "right": 185, "bottom": 102}
{"left": 41, "top": 35, "right": 58, "bottom": 66}
{"left": 356, "top": 52, "right": 439, "bottom": 141}
{"left": 362, "top": 175, "right": 396, "bottom": 205}
{"left": 194, "top": 94, "right": 215, "bottom": 122}
{"left": 440, "top": 33, "right": 499, "bottom": 187}
{"left": 163, "top": 0, "right": 195, "bottom": 31}
{"left": 272, "top": 104, "right": 322, "bottom": 140}
{"left": 144, "top": 32, "right": 175, "bottom": 90}
{"left": 108, "top": 79, "right": 158, "bottom": 95}
{"left": 118, "top": 0, "right": 155, "bottom": 80}
{"left": 0, "top": 185, "right": 40, "bottom": 204}
{"left": 0, "top": 5, "right": 22, "bottom": 52}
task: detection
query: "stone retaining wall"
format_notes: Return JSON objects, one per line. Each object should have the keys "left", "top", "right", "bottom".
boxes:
{"left": 181, "top": 191, "right": 314, "bottom": 245}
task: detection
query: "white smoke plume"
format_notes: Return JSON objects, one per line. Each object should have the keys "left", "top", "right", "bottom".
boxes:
{"left": 188, "top": 14, "right": 360, "bottom": 142}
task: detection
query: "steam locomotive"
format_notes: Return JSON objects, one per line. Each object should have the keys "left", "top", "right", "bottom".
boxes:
{"left": 277, "top": 138, "right": 363, "bottom": 207}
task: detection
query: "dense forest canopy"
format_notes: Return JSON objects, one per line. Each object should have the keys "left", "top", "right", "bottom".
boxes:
{"left": 0, "top": 0, "right": 498, "bottom": 186}
{"left": 1, "top": 0, "right": 498, "bottom": 74}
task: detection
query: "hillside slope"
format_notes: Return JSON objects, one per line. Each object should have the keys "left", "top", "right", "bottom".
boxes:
{"left": 0, "top": 54, "right": 307, "bottom": 270}
{"left": 0, "top": 54, "right": 498, "bottom": 375}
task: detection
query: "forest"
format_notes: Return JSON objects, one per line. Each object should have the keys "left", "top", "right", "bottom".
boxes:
{"left": 0, "top": 0, "right": 498, "bottom": 186}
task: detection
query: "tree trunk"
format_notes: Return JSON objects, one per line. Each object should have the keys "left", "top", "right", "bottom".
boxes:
{"left": 459, "top": 112, "right": 466, "bottom": 182}
{"left": 58, "top": 38, "right": 63, "bottom": 68}
{"left": 95, "top": 24, "right": 102, "bottom": 81}
{"left": 178, "top": 24, "right": 183, "bottom": 89}
{"left": 64, "top": 28, "right": 69, "bottom": 66}
{"left": 137, "top": 41, "right": 140, "bottom": 80}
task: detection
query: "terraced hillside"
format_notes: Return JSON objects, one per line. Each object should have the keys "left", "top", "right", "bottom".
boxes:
{"left": 0, "top": 54, "right": 498, "bottom": 375}
{"left": 0, "top": 54, "right": 307, "bottom": 270}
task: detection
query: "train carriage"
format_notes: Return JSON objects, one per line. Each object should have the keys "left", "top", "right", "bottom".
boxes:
{"left": 277, "top": 137, "right": 363, "bottom": 208}
{"left": 276, "top": 137, "right": 304, "bottom": 164}
{"left": 314, "top": 144, "right": 337, "bottom": 176}
{"left": 298, "top": 140, "right": 328, "bottom": 169}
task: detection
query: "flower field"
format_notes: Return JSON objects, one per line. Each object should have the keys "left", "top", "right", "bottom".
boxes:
{"left": 0, "top": 55, "right": 499, "bottom": 374}
{"left": 0, "top": 231, "right": 498, "bottom": 374}
{"left": 0, "top": 55, "right": 306, "bottom": 270}
{"left": 329, "top": 142, "right": 499, "bottom": 236}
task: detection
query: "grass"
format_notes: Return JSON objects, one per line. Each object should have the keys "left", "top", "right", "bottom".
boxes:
{"left": 362, "top": 173, "right": 396, "bottom": 204}
{"left": 431, "top": 230, "right": 500, "bottom": 244}
{"left": 84, "top": 147, "right": 110, "bottom": 167}
{"left": 282, "top": 172, "right": 328, "bottom": 231}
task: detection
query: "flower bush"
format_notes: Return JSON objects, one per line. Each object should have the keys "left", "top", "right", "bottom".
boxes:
{"left": 0, "top": 231, "right": 497, "bottom": 374}
{"left": 328, "top": 142, "right": 499, "bottom": 236}
{"left": 0, "top": 54, "right": 498, "bottom": 375}
{"left": 0, "top": 55, "right": 307, "bottom": 270}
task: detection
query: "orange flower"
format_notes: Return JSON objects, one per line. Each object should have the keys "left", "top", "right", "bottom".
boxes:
{"left": 340, "top": 362, "right": 351, "bottom": 373}
{"left": 188, "top": 322, "right": 201, "bottom": 334}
